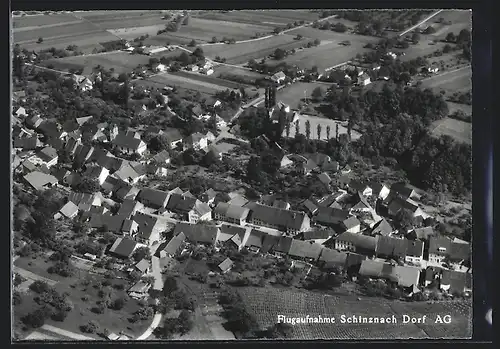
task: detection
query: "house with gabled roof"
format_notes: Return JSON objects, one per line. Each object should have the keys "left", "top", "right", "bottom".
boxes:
{"left": 159, "top": 231, "right": 186, "bottom": 258}
{"left": 25, "top": 114, "right": 44, "bottom": 129}
{"left": 218, "top": 257, "right": 234, "bottom": 273}
{"left": 83, "top": 165, "right": 110, "bottom": 185}
{"left": 349, "top": 192, "right": 373, "bottom": 213}
{"left": 424, "top": 266, "right": 443, "bottom": 287}
{"left": 370, "top": 218, "right": 393, "bottom": 237}
{"left": 113, "top": 162, "right": 147, "bottom": 184}
{"left": 162, "top": 128, "right": 184, "bottom": 149}
{"left": 166, "top": 194, "right": 212, "bottom": 223}
{"left": 137, "top": 188, "right": 170, "bottom": 209}
{"left": 150, "top": 150, "right": 171, "bottom": 166}
{"left": 313, "top": 207, "right": 350, "bottom": 228}
{"left": 23, "top": 171, "right": 58, "bottom": 191}
{"left": 318, "top": 172, "right": 332, "bottom": 187}
{"left": 334, "top": 232, "right": 377, "bottom": 255}
{"left": 247, "top": 203, "right": 310, "bottom": 234}
{"left": 183, "top": 132, "right": 208, "bottom": 151}
{"left": 347, "top": 180, "right": 372, "bottom": 196}
{"left": 369, "top": 182, "right": 390, "bottom": 200}
{"left": 68, "top": 191, "right": 102, "bottom": 212}
{"left": 132, "top": 212, "right": 165, "bottom": 246}
{"left": 134, "top": 259, "right": 151, "bottom": 274}
{"left": 341, "top": 216, "right": 361, "bottom": 233}
{"left": 428, "top": 236, "right": 453, "bottom": 265}
{"left": 174, "top": 222, "right": 220, "bottom": 246}
{"left": 112, "top": 133, "right": 147, "bottom": 156}
{"left": 13, "top": 137, "right": 44, "bottom": 151}
{"left": 302, "top": 199, "right": 319, "bottom": 216}
{"left": 109, "top": 237, "right": 138, "bottom": 259}
{"left": 73, "top": 144, "right": 95, "bottom": 167}
{"left": 244, "top": 229, "right": 266, "bottom": 253}
{"left": 389, "top": 183, "right": 416, "bottom": 201}
{"left": 318, "top": 248, "right": 348, "bottom": 269}
{"left": 440, "top": 269, "right": 467, "bottom": 294}
{"left": 201, "top": 188, "right": 217, "bottom": 205}
{"left": 299, "top": 229, "right": 333, "bottom": 245}
{"left": 375, "top": 236, "right": 408, "bottom": 260}
{"left": 213, "top": 202, "right": 250, "bottom": 226}
{"left": 405, "top": 239, "right": 424, "bottom": 264}
{"left": 288, "top": 240, "right": 323, "bottom": 262}
{"left": 117, "top": 199, "right": 144, "bottom": 219}
{"left": 53, "top": 201, "right": 79, "bottom": 220}
{"left": 280, "top": 155, "right": 294, "bottom": 169}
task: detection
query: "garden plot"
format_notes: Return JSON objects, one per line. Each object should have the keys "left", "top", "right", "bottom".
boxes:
{"left": 430, "top": 117, "right": 472, "bottom": 145}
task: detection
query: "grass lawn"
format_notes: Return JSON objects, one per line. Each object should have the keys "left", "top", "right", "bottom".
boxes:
{"left": 281, "top": 38, "right": 376, "bottom": 71}
{"left": 430, "top": 117, "right": 472, "bottom": 145}
{"left": 446, "top": 101, "right": 472, "bottom": 116}
{"left": 14, "top": 267, "right": 152, "bottom": 340}
{"left": 238, "top": 286, "right": 471, "bottom": 339}
{"left": 275, "top": 82, "right": 329, "bottom": 109}
{"left": 213, "top": 65, "right": 267, "bottom": 80}
{"left": 394, "top": 41, "right": 448, "bottom": 62}
{"left": 420, "top": 66, "right": 471, "bottom": 94}
{"left": 14, "top": 21, "right": 103, "bottom": 43}
{"left": 287, "top": 26, "right": 379, "bottom": 45}
{"left": 109, "top": 25, "right": 167, "bottom": 40}
{"left": 171, "top": 70, "right": 249, "bottom": 89}
{"left": 81, "top": 13, "right": 167, "bottom": 31}
{"left": 202, "top": 35, "right": 307, "bottom": 64}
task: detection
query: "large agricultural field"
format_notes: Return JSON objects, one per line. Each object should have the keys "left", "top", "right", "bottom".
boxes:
{"left": 430, "top": 117, "right": 472, "bottom": 145}
{"left": 12, "top": 13, "right": 81, "bottom": 29}
{"left": 163, "top": 18, "right": 275, "bottom": 44}
{"left": 281, "top": 39, "right": 375, "bottom": 71}
{"left": 202, "top": 35, "right": 308, "bottom": 64}
{"left": 170, "top": 70, "right": 250, "bottom": 90}
{"left": 74, "top": 11, "right": 167, "bottom": 30}
{"left": 143, "top": 72, "right": 229, "bottom": 95}
{"left": 420, "top": 66, "right": 471, "bottom": 94}
{"left": 40, "top": 51, "right": 179, "bottom": 74}
{"left": 193, "top": 10, "right": 320, "bottom": 27}
{"left": 238, "top": 287, "right": 471, "bottom": 339}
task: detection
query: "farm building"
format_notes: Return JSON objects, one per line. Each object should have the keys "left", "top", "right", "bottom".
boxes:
{"left": 213, "top": 202, "right": 250, "bottom": 226}
{"left": 108, "top": 237, "right": 138, "bottom": 259}
{"left": 143, "top": 46, "right": 168, "bottom": 55}
{"left": 218, "top": 257, "right": 234, "bottom": 273}
{"left": 271, "top": 71, "right": 286, "bottom": 84}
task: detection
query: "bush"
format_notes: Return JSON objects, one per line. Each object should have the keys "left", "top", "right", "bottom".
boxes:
{"left": 81, "top": 321, "right": 99, "bottom": 333}
{"left": 30, "top": 280, "right": 51, "bottom": 294}
{"left": 23, "top": 306, "right": 53, "bottom": 328}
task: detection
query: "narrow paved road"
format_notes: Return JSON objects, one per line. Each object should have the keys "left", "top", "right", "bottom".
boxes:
{"left": 399, "top": 9, "right": 444, "bottom": 36}
{"left": 136, "top": 313, "right": 163, "bottom": 340}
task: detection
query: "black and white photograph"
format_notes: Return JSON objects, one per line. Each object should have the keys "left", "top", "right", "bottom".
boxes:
{"left": 11, "top": 9, "right": 473, "bottom": 341}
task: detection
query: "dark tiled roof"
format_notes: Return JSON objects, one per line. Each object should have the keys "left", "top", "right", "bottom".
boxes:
{"left": 342, "top": 216, "right": 360, "bottom": 230}
{"left": 213, "top": 202, "right": 250, "bottom": 221}
{"left": 166, "top": 193, "right": 197, "bottom": 213}
{"left": 449, "top": 242, "right": 470, "bottom": 262}
{"left": 319, "top": 248, "right": 348, "bottom": 265}
{"left": 288, "top": 240, "right": 323, "bottom": 260}
{"left": 261, "top": 234, "right": 281, "bottom": 253}
{"left": 405, "top": 239, "right": 424, "bottom": 257}
{"left": 109, "top": 237, "right": 137, "bottom": 258}
{"left": 248, "top": 203, "right": 308, "bottom": 231}
{"left": 173, "top": 222, "right": 219, "bottom": 245}
{"left": 245, "top": 229, "right": 266, "bottom": 248}
{"left": 113, "top": 133, "right": 144, "bottom": 150}
{"left": 138, "top": 188, "right": 169, "bottom": 208}
{"left": 313, "top": 207, "right": 350, "bottom": 226}
{"left": 371, "top": 219, "right": 393, "bottom": 236}
{"left": 302, "top": 229, "right": 332, "bottom": 240}
{"left": 428, "top": 236, "right": 453, "bottom": 255}
{"left": 274, "top": 236, "right": 293, "bottom": 254}
{"left": 163, "top": 231, "right": 186, "bottom": 256}
{"left": 303, "top": 199, "right": 318, "bottom": 215}
{"left": 375, "top": 236, "right": 408, "bottom": 259}
{"left": 336, "top": 232, "right": 377, "bottom": 251}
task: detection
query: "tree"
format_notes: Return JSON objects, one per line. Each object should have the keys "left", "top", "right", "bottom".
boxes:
{"left": 317, "top": 124, "right": 322, "bottom": 140}
{"left": 211, "top": 36, "right": 218, "bottom": 43}
{"left": 188, "top": 39, "right": 197, "bottom": 47}
{"left": 75, "top": 177, "right": 100, "bottom": 193}
{"left": 192, "top": 47, "right": 204, "bottom": 59}
{"left": 396, "top": 209, "right": 415, "bottom": 232}
{"left": 23, "top": 306, "right": 53, "bottom": 328}
{"left": 182, "top": 15, "right": 190, "bottom": 25}
{"left": 411, "top": 32, "right": 421, "bottom": 44}
{"left": 273, "top": 48, "right": 286, "bottom": 60}
{"left": 305, "top": 120, "right": 311, "bottom": 140}
{"left": 311, "top": 86, "right": 323, "bottom": 102}
{"left": 37, "top": 37, "right": 43, "bottom": 43}
{"left": 246, "top": 156, "right": 264, "bottom": 183}
{"left": 110, "top": 296, "right": 128, "bottom": 310}
{"left": 267, "top": 322, "right": 294, "bottom": 338}
{"left": 313, "top": 38, "right": 321, "bottom": 46}
{"left": 295, "top": 121, "right": 300, "bottom": 136}
{"left": 295, "top": 34, "right": 303, "bottom": 40}
{"left": 445, "top": 32, "right": 456, "bottom": 43}
{"left": 326, "top": 125, "right": 331, "bottom": 140}
{"left": 81, "top": 320, "right": 99, "bottom": 333}
{"left": 132, "top": 246, "right": 151, "bottom": 262}
{"left": 142, "top": 275, "right": 156, "bottom": 286}
{"left": 285, "top": 122, "right": 291, "bottom": 138}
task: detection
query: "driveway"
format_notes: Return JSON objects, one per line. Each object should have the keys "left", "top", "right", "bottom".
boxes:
{"left": 136, "top": 313, "right": 163, "bottom": 340}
